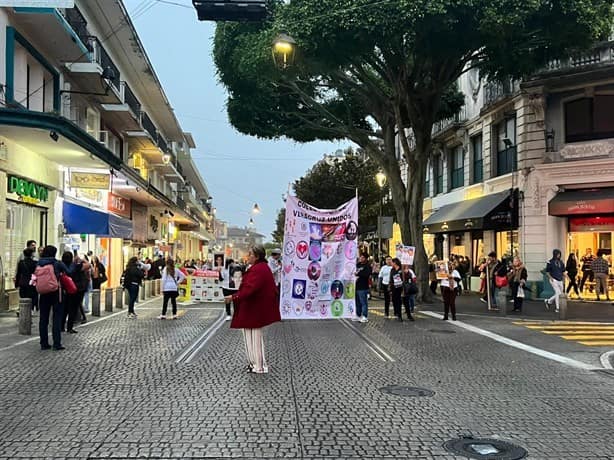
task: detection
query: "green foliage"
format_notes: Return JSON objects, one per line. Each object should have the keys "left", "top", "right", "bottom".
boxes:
{"left": 272, "top": 207, "right": 286, "bottom": 244}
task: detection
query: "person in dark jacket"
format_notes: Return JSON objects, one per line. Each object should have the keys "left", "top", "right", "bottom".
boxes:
{"left": 123, "top": 256, "right": 144, "bottom": 318}
{"left": 389, "top": 258, "right": 405, "bottom": 322}
{"left": 354, "top": 253, "right": 372, "bottom": 323}
{"left": 225, "top": 245, "right": 281, "bottom": 374}
{"left": 508, "top": 256, "right": 528, "bottom": 312}
{"left": 91, "top": 256, "right": 107, "bottom": 290}
{"left": 565, "top": 253, "right": 581, "bottom": 299}
{"left": 545, "top": 249, "right": 566, "bottom": 312}
{"left": 36, "top": 246, "right": 68, "bottom": 350}
{"left": 15, "top": 248, "right": 38, "bottom": 312}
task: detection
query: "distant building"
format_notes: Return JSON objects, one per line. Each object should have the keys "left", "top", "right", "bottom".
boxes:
{"left": 225, "top": 226, "right": 265, "bottom": 262}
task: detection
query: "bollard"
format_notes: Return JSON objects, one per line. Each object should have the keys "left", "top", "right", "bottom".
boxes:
{"left": 496, "top": 288, "right": 508, "bottom": 316}
{"left": 91, "top": 289, "right": 101, "bottom": 317}
{"left": 115, "top": 287, "right": 123, "bottom": 309}
{"left": 104, "top": 288, "right": 114, "bottom": 312}
{"left": 144, "top": 280, "right": 151, "bottom": 298}
{"left": 155, "top": 279, "right": 161, "bottom": 295}
{"left": 139, "top": 283, "right": 146, "bottom": 301}
{"left": 18, "top": 298, "right": 32, "bottom": 335}
{"left": 559, "top": 294, "right": 568, "bottom": 320}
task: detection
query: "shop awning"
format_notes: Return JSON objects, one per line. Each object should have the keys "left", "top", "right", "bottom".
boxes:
{"left": 63, "top": 202, "right": 133, "bottom": 239}
{"left": 423, "top": 190, "right": 516, "bottom": 233}
{"left": 549, "top": 188, "right": 614, "bottom": 216}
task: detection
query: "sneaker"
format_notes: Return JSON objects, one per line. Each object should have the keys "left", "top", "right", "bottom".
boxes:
{"left": 128, "top": 313, "right": 136, "bottom": 319}
{"left": 555, "top": 308, "right": 560, "bottom": 313}
{"left": 360, "top": 316, "right": 369, "bottom": 323}
{"left": 351, "top": 316, "right": 361, "bottom": 322}
{"left": 544, "top": 299, "right": 550, "bottom": 310}
{"left": 480, "top": 298, "right": 487, "bottom": 303}
{"left": 172, "top": 315, "right": 178, "bottom": 320}
{"left": 225, "top": 315, "right": 232, "bottom": 321}
{"left": 158, "top": 315, "right": 166, "bottom": 320}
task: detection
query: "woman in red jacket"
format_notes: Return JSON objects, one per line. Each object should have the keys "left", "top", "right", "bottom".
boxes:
{"left": 225, "top": 244, "right": 281, "bottom": 374}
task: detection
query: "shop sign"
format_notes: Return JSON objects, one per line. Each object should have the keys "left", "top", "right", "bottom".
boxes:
{"left": 107, "top": 192, "right": 131, "bottom": 218}
{"left": 69, "top": 172, "right": 110, "bottom": 190}
{"left": 7, "top": 175, "right": 49, "bottom": 204}
{"left": 569, "top": 216, "right": 614, "bottom": 232}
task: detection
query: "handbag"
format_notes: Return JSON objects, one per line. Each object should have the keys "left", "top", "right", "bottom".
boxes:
{"left": 404, "top": 281, "right": 419, "bottom": 296}
{"left": 60, "top": 272, "right": 78, "bottom": 295}
{"left": 495, "top": 275, "right": 508, "bottom": 288}
{"left": 517, "top": 286, "right": 525, "bottom": 298}
{"left": 99, "top": 272, "right": 108, "bottom": 284}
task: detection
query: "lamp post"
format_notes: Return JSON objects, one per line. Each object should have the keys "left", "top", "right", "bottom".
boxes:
{"left": 272, "top": 33, "right": 296, "bottom": 69}
{"left": 503, "top": 137, "right": 516, "bottom": 260}
{"left": 375, "top": 171, "right": 387, "bottom": 261}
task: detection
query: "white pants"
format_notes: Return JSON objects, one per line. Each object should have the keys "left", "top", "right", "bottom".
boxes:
{"left": 242, "top": 328, "right": 268, "bottom": 373}
{"left": 548, "top": 278, "right": 564, "bottom": 310}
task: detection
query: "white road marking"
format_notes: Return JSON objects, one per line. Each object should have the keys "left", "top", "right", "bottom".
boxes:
{"left": 421, "top": 311, "right": 600, "bottom": 371}
{"left": 600, "top": 350, "right": 614, "bottom": 369}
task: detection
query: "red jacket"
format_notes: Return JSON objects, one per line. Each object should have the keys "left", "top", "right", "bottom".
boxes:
{"left": 230, "top": 260, "right": 281, "bottom": 329}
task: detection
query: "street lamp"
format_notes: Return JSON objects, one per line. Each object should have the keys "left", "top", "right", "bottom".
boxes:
{"left": 375, "top": 171, "right": 387, "bottom": 262}
{"left": 162, "top": 153, "right": 172, "bottom": 164}
{"left": 272, "top": 33, "right": 296, "bottom": 69}
{"left": 252, "top": 203, "right": 261, "bottom": 214}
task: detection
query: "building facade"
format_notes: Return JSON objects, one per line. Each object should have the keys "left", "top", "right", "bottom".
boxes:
{"left": 0, "top": 2, "right": 213, "bottom": 308}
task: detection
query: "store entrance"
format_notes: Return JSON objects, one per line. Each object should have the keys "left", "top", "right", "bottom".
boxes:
{"left": 568, "top": 231, "right": 613, "bottom": 300}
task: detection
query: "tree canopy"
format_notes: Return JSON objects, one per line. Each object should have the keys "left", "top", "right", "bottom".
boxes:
{"left": 214, "top": 0, "right": 613, "bottom": 299}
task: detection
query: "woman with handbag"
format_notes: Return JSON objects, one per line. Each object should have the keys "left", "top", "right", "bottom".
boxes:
{"left": 224, "top": 245, "right": 281, "bottom": 374}
{"left": 401, "top": 265, "right": 417, "bottom": 321}
{"left": 508, "top": 256, "right": 528, "bottom": 312}
{"left": 91, "top": 256, "right": 107, "bottom": 291}
{"left": 441, "top": 261, "right": 461, "bottom": 321}
{"left": 158, "top": 258, "right": 186, "bottom": 320}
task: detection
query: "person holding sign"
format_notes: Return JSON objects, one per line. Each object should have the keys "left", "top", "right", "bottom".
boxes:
{"left": 440, "top": 261, "right": 461, "bottom": 321}
{"left": 225, "top": 245, "right": 280, "bottom": 374}
{"left": 389, "top": 258, "right": 404, "bottom": 322}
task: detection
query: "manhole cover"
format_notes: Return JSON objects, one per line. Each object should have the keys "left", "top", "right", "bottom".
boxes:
{"left": 379, "top": 385, "right": 435, "bottom": 397}
{"left": 429, "top": 329, "right": 456, "bottom": 334}
{"left": 443, "top": 437, "right": 527, "bottom": 459}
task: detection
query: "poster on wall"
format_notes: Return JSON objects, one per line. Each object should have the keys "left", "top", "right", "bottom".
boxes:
{"left": 395, "top": 244, "right": 415, "bottom": 266}
{"left": 280, "top": 196, "right": 358, "bottom": 320}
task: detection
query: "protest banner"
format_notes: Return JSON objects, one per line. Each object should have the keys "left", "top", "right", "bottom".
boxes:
{"left": 435, "top": 261, "right": 450, "bottom": 280}
{"left": 395, "top": 244, "right": 415, "bottom": 265}
{"left": 280, "top": 196, "right": 358, "bottom": 319}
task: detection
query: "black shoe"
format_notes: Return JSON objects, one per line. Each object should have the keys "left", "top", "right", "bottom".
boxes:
{"left": 81, "top": 319, "right": 87, "bottom": 324}
{"left": 442, "top": 317, "right": 448, "bottom": 321}
{"left": 53, "top": 346, "right": 65, "bottom": 350}
{"left": 408, "top": 315, "right": 415, "bottom": 321}
{"left": 397, "top": 316, "right": 403, "bottom": 322}
{"left": 67, "top": 329, "right": 78, "bottom": 334}
{"left": 41, "top": 345, "right": 51, "bottom": 350}
{"left": 452, "top": 317, "right": 457, "bottom": 321}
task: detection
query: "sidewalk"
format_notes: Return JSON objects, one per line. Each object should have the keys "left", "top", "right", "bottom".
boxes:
{"left": 371, "top": 290, "right": 614, "bottom": 322}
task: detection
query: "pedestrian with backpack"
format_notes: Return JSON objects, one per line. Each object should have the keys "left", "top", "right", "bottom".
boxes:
{"left": 15, "top": 248, "right": 38, "bottom": 312}
{"left": 34, "top": 246, "right": 68, "bottom": 350}
{"left": 158, "top": 258, "right": 186, "bottom": 320}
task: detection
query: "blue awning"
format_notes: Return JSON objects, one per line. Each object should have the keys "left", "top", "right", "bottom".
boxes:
{"left": 63, "top": 201, "right": 133, "bottom": 238}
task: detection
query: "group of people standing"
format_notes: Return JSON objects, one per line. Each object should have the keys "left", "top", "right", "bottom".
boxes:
{"left": 374, "top": 255, "right": 417, "bottom": 322}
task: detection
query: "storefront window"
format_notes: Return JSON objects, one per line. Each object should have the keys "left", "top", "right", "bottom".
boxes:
{"left": 471, "top": 231, "right": 484, "bottom": 275}
{"left": 496, "top": 230, "right": 519, "bottom": 259}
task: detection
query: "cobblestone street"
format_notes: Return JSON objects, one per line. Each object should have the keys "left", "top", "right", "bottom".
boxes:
{"left": 1, "top": 298, "right": 613, "bottom": 459}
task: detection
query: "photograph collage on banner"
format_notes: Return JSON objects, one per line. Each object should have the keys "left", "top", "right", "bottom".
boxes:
{"left": 280, "top": 196, "right": 359, "bottom": 319}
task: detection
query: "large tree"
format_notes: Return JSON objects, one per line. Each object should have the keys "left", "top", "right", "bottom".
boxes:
{"left": 214, "top": 0, "right": 612, "bottom": 300}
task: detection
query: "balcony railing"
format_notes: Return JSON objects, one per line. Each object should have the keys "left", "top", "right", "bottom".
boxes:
{"left": 141, "top": 112, "right": 157, "bottom": 140}
{"left": 62, "top": 7, "right": 89, "bottom": 48}
{"left": 176, "top": 195, "right": 187, "bottom": 211}
{"left": 157, "top": 135, "right": 169, "bottom": 154}
{"left": 123, "top": 83, "right": 141, "bottom": 118}
{"left": 483, "top": 79, "right": 520, "bottom": 107}
{"left": 89, "top": 37, "right": 120, "bottom": 90}
{"left": 543, "top": 41, "right": 614, "bottom": 73}
{"left": 432, "top": 107, "right": 467, "bottom": 137}
{"left": 176, "top": 161, "right": 184, "bottom": 176}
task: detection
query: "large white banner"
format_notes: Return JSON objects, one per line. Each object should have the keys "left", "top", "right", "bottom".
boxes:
{"left": 280, "top": 196, "right": 359, "bottom": 319}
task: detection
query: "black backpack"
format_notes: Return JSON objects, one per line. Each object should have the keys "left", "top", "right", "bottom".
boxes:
{"left": 17, "top": 258, "right": 36, "bottom": 289}
{"left": 70, "top": 264, "right": 89, "bottom": 292}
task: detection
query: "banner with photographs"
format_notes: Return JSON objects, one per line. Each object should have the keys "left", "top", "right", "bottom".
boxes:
{"left": 280, "top": 196, "right": 359, "bottom": 319}
{"left": 395, "top": 244, "right": 415, "bottom": 266}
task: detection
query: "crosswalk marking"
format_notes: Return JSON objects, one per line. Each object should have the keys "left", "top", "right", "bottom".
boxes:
{"left": 513, "top": 321, "right": 614, "bottom": 346}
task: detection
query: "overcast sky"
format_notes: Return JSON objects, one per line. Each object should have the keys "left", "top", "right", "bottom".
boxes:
{"left": 125, "top": 0, "right": 346, "bottom": 240}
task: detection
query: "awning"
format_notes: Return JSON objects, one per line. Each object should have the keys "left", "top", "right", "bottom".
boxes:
{"left": 63, "top": 201, "right": 133, "bottom": 238}
{"left": 423, "top": 190, "right": 517, "bottom": 233}
{"left": 549, "top": 188, "right": 614, "bottom": 216}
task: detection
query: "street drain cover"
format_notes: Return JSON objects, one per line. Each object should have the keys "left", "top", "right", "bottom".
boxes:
{"left": 429, "top": 329, "right": 456, "bottom": 334}
{"left": 443, "top": 437, "right": 527, "bottom": 459}
{"left": 379, "top": 385, "right": 434, "bottom": 397}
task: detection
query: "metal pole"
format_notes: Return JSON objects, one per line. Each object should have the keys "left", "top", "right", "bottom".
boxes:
{"left": 486, "top": 264, "right": 492, "bottom": 310}
{"left": 378, "top": 193, "right": 383, "bottom": 261}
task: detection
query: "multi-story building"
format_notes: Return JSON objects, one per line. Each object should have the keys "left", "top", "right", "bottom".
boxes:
{"left": 397, "top": 37, "right": 614, "bottom": 296}
{"left": 0, "top": 2, "right": 213, "bottom": 308}
{"left": 225, "top": 226, "right": 265, "bottom": 262}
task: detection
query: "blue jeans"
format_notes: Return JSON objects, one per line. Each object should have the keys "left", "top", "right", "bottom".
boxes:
{"left": 356, "top": 289, "right": 369, "bottom": 318}
{"left": 127, "top": 285, "right": 139, "bottom": 314}
{"left": 403, "top": 294, "right": 415, "bottom": 314}
{"left": 39, "top": 291, "right": 63, "bottom": 349}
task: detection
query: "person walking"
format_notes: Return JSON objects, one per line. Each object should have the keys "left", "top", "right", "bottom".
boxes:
{"left": 91, "top": 256, "right": 107, "bottom": 291}
{"left": 565, "top": 253, "right": 582, "bottom": 300}
{"left": 158, "top": 258, "right": 186, "bottom": 320}
{"left": 579, "top": 248, "right": 595, "bottom": 294}
{"left": 224, "top": 245, "right": 281, "bottom": 374}
{"left": 378, "top": 256, "right": 392, "bottom": 317}
{"left": 389, "top": 258, "right": 404, "bottom": 322}
{"left": 221, "top": 258, "right": 238, "bottom": 321}
{"left": 35, "top": 246, "right": 68, "bottom": 350}
{"left": 123, "top": 257, "right": 144, "bottom": 318}
{"left": 402, "top": 264, "right": 417, "bottom": 321}
{"left": 15, "top": 248, "right": 38, "bottom": 313}
{"left": 441, "top": 261, "right": 461, "bottom": 321}
{"left": 354, "top": 253, "right": 372, "bottom": 323}
{"left": 545, "top": 249, "right": 566, "bottom": 312}
{"left": 592, "top": 251, "right": 611, "bottom": 301}
{"left": 508, "top": 256, "right": 528, "bottom": 312}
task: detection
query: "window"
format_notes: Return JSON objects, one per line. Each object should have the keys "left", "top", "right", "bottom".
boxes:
{"left": 434, "top": 156, "right": 444, "bottom": 195}
{"left": 471, "top": 134, "right": 483, "bottom": 184}
{"left": 450, "top": 145, "right": 464, "bottom": 190}
{"left": 495, "top": 117, "right": 516, "bottom": 176}
{"left": 565, "top": 95, "right": 614, "bottom": 143}
{"left": 424, "top": 161, "right": 431, "bottom": 197}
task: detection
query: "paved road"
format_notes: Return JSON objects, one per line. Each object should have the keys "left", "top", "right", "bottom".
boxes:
{"left": 0, "top": 298, "right": 613, "bottom": 459}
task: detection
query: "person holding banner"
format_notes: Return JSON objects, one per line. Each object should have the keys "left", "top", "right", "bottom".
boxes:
{"left": 225, "top": 245, "right": 280, "bottom": 374}
{"left": 221, "top": 258, "right": 238, "bottom": 321}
